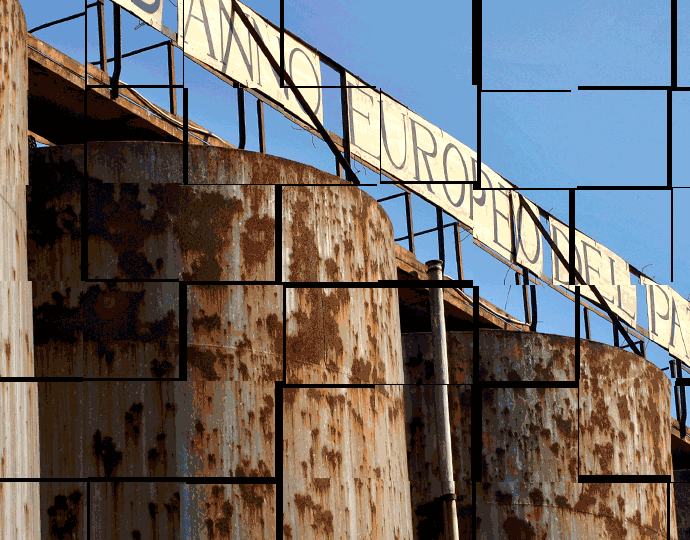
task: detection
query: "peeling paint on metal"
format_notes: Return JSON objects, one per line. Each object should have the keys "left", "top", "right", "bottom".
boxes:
{"left": 282, "top": 185, "right": 396, "bottom": 282}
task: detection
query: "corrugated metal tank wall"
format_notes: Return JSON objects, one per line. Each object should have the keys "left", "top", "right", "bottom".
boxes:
{"left": 28, "top": 143, "right": 414, "bottom": 539}
{"left": 0, "top": 1, "right": 40, "bottom": 538}
{"left": 403, "top": 329, "right": 676, "bottom": 540}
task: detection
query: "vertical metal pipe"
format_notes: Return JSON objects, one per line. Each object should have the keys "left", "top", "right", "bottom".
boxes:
{"left": 529, "top": 282, "right": 538, "bottom": 332}
{"left": 613, "top": 315, "right": 620, "bottom": 348}
{"left": 425, "top": 260, "right": 459, "bottom": 540}
{"left": 237, "top": 84, "right": 246, "bottom": 149}
{"left": 405, "top": 191, "right": 415, "bottom": 254}
{"left": 436, "top": 208, "right": 445, "bottom": 263}
{"left": 583, "top": 307, "right": 591, "bottom": 340}
{"left": 167, "top": 41, "right": 177, "bottom": 115}
{"left": 257, "top": 99, "right": 266, "bottom": 153}
{"left": 453, "top": 222, "right": 464, "bottom": 280}
{"left": 97, "top": 0, "right": 107, "bottom": 72}
{"left": 675, "top": 359, "right": 688, "bottom": 439}
{"left": 339, "top": 67, "right": 351, "bottom": 165}
{"left": 517, "top": 268, "right": 531, "bottom": 326}
{"left": 111, "top": 4, "right": 121, "bottom": 100}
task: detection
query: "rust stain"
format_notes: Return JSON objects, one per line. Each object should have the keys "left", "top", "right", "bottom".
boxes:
{"left": 33, "top": 281, "right": 178, "bottom": 375}
{"left": 284, "top": 513, "right": 293, "bottom": 540}
{"left": 188, "top": 345, "right": 221, "bottom": 381}
{"left": 293, "top": 492, "right": 335, "bottom": 537}
{"left": 191, "top": 310, "right": 222, "bottom": 339}
{"left": 150, "top": 358, "right": 174, "bottom": 378}
{"left": 240, "top": 190, "right": 275, "bottom": 279}
{"left": 287, "top": 189, "right": 319, "bottom": 281}
{"left": 92, "top": 429, "right": 123, "bottom": 477}
{"left": 124, "top": 402, "right": 144, "bottom": 445}
{"left": 284, "top": 387, "right": 298, "bottom": 407}
{"left": 4, "top": 339, "right": 10, "bottom": 372}
{"left": 502, "top": 516, "right": 536, "bottom": 540}
{"left": 47, "top": 490, "right": 82, "bottom": 540}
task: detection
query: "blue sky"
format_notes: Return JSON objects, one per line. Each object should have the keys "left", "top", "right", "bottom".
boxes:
{"left": 24, "top": 0, "right": 689, "bottom": 418}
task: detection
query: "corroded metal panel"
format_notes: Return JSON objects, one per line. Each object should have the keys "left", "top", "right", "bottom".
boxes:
{"left": 29, "top": 146, "right": 276, "bottom": 281}
{"left": 28, "top": 142, "right": 283, "bottom": 274}
{"left": 483, "top": 387, "right": 578, "bottom": 483}
{"left": 580, "top": 339, "right": 672, "bottom": 476}
{"left": 282, "top": 186, "right": 396, "bottom": 282}
{"left": 33, "top": 281, "right": 179, "bottom": 378}
{"left": 91, "top": 482, "right": 181, "bottom": 540}
{"left": 402, "top": 330, "right": 676, "bottom": 540}
{"left": 675, "top": 471, "right": 690, "bottom": 539}
{"left": 38, "top": 382, "right": 177, "bottom": 478}
{"left": 187, "top": 483, "right": 276, "bottom": 539}
{"left": 284, "top": 282, "right": 413, "bottom": 539}
{"left": 86, "top": 182, "right": 275, "bottom": 281}
{"left": 184, "top": 285, "right": 281, "bottom": 478}
{"left": 27, "top": 151, "right": 83, "bottom": 281}
{"left": 477, "top": 330, "right": 576, "bottom": 382}
{"left": 283, "top": 386, "right": 413, "bottom": 540}
{"left": 286, "top": 288, "right": 404, "bottom": 384}
{"left": 478, "top": 482, "right": 673, "bottom": 540}
{"left": 41, "top": 482, "right": 87, "bottom": 540}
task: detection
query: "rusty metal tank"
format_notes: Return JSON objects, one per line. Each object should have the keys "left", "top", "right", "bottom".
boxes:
{"left": 282, "top": 180, "right": 414, "bottom": 538}
{"left": 27, "top": 144, "right": 287, "bottom": 539}
{"left": 29, "top": 142, "right": 400, "bottom": 538}
{"left": 0, "top": 1, "right": 40, "bottom": 539}
{"left": 28, "top": 141, "right": 392, "bottom": 282}
{"left": 402, "top": 329, "right": 676, "bottom": 540}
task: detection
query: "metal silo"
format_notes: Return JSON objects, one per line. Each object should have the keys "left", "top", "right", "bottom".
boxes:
{"left": 28, "top": 143, "right": 284, "bottom": 538}
{"left": 0, "top": 0, "right": 40, "bottom": 538}
{"left": 403, "top": 329, "right": 676, "bottom": 540}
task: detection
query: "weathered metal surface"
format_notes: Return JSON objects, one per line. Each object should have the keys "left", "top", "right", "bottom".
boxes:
{"left": 284, "top": 285, "right": 413, "bottom": 539}
{"left": 1, "top": 3, "right": 40, "bottom": 539}
{"left": 283, "top": 185, "right": 396, "bottom": 282}
{"left": 41, "top": 482, "right": 86, "bottom": 540}
{"left": 29, "top": 145, "right": 276, "bottom": 281}
{"left": 580, "top": 338, "right": 672, "bottom": 476}
{"left": 0, "top": 0, "right": 27, "bottom": 190}
{"left": 675, "top": 470, "right": 690, "bottom": 540}
{"left": 91, "top": 482, "right": 181, "bottom": 540}
{"left": 33, "top": 281, "right": 179, "bottom": 378}
{"left": 0, "top": 187, "right": 29, "bottom": 282}
{"left": 286, "top": 288, "right": 403, "bottom": 385}
{"left": 402, "top": 330, "right": 676, "bottom": 539}
{"left": 477, "top": 481, "right": 673, "bottom": 540}
{"left": 186, "top": 483, "right": 276, "bottom": 539}
{"left": 183, "top": 285, "right": 281, "bottom": 478}
{"left": 283, "top": 386, "right": 412, "bottom": 540}
{"left": 29, "top": 141, "right": 352, "bottom": 185}
{"left": 38, "top": 382, "right": 177, "bottom": 478}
